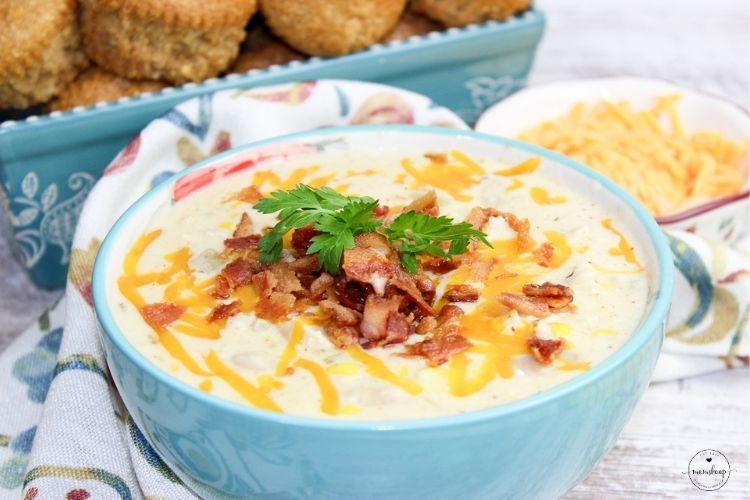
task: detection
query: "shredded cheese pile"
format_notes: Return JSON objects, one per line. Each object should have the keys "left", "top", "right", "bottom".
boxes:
{"left": 518, "top": 94, "right": 749, "bottom": 216}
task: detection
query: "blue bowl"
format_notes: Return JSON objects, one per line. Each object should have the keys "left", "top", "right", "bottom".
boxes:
{"left": 93, "top": 126, "right": 674, "bottom": 499}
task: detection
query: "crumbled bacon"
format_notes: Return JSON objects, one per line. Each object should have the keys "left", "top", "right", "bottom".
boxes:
{"left": 230, "top": 185, "right": 262, "bottom": 203}
{"left": 425, "top": 153, "right": 448, "bottom": 164}
{"left": 289, "top": 255, "right": 320, "bottom": 274}
{"left": 319, "top": 299, "right": 362, "bottom": 326}
{"left": 444, "top": 284, "right": 480, "bottom": 302}
{"left": 309, "top": 273, "right": 334, "bottom": 299}
{"left": 500, "top": 212, "right": 532, "bottom": 252}
{"left": 224, "top": 234, "right": 261, "bottom": 251}
{"left": 207, "top": 300, "right": 241, "bottom": 323}
{"left": 342, "top": 247, "right": 393, "bottom": 295}
{"left": 466, "top": 207, "right": 501, "bottom": 231}
{"left": 140, "top": 302, "right": 186, "bottom": 329}
{"left": 233, "top": 212, "right": 254, "bottom": 237}
{"left": 360, "top": 295, "right": 404, "bottom": 344}
{"left": 533, "top": 242, "right": 555, "bottom": 267}
{"left": 325, "top": 325, "right": 359, "bottom": 348}
{"left": 256, "top": 292, "right": 297, "bottom": 322}
{"left": 389, "top": 266, "right": 435, "bottom": 315}
{"left": 527, "top": 334, "right": 565, "bottom": 366}
{"left": 221, "top": 258, "right": 258, "bottom": 289}
{"left": 414, "top": 274, "right": 436, "bottom": 302}
{"left": 404, "top": 305, "right": 470, "bottom": 366}
{"left": 415, "top": 316, "right": 437, "bottom": 334}
{"left": 291, "top": 226, "right": 320, "bottom": 257}
{"left": 522, "top": 282, "right": 573, "bottom": 310}
{"left": 498, "top": 293, "right": 551, "bottom": 318}
{"left": 403, "top": 190, "right": 438, "bottom": 216}
{"left": 422, "top": 256, "right": 460, "bottom": 274}
{"left": 334, "top": 277, "right": 372, "bottom": 312}
{"left": 211, "top": 275, "right": 231, "bottom": 299}
{"left": 354, "top": 232, "right": 392, "bottom": 254}
{"left": 373, "top": 205, "right": 390, "bottom": 218}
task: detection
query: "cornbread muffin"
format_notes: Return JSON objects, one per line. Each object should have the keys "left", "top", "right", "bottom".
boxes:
{"left": 232, "top": 26, "right": 304, "bottom": 73}
{"left": 47, "top": 67, "right": 167, "bottom": 112}
{"left": 382, "top": 11, "right": 443, "bottom": 42}
{"left": 80, "top": 0, "right": 258, "bottom": 84}
{"left": 412, "top": 0, "right": 531, "bottom": 27}
{"left": 0, "top": 0, "right": 87, "bottom": 109}
{"left": 260, "top": 0, "right": 408, "bottom": 56}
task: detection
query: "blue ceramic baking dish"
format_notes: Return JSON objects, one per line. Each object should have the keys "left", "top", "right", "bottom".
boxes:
{"left": 0, "top": 9, "right": 544, "bottom": 290}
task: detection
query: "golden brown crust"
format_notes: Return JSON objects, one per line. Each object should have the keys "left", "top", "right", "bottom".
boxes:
{"left": 0, "top": 0, "right": 87, "bottom": 108}
{"left": 381, "top": 10, "right": 442, "bottom": 42}
{"left": 231, "top": 25, "right": 304, "bottom": 73}
{"left": 411, "top": 0, "right": 531, "bottom": 27}
{"left": 89, "top": 0, "right": 258, "bottom": 30}
{"left": 260, "top": 0, "right": 408, "bottom": 56}
{"left": 80, "top": 0, "right": 255, "bottom": 83}
{"left": 47, "top": 67, "right": 167, "bottom": 112}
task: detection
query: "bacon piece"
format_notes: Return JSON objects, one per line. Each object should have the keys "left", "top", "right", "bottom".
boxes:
{"left": 230, "top": 185, "right": 262, "bottom": 203}
{"left": 422, "top": 256, "right": 460, "bottom": 274}
{"left": 224, "top": 234, "right": 261, "bottom": 251}
{"left": 289, "top": 255, "right": 321, "bottom": 274}
{"left": 360, "top": 295, "right": 404, "bottom": 344}
{"left": 389, "top": 266, "right": 435, "bottom": 315}
{"left": 522, "top": 282, "right": 573, "bottom": 310}
{"left": 498, "top": 293, "right": 551, "bottom": 318}
{"left": 140, "top": 302, "right": 186, "bottom": 329}
{"left": 373, "top": 205, "right": 390, "bottom": 218}
{"left": 233, "top": 212, "right": 254, "bottom": 237}
{"left": 291, "top": 226, "right": 320, "bottom": 257}
{"left": 527, "top": 335, "right": 565, "bottom": 366}
{"left": 342, "top": 247, "right": 393, "bottom": 295}
{"left": 466, "top": 207, "right": 501, "bottom": 231}
{"left": 404, "top": 305, "right": 470, "bottom": 366}
{"left": 319, "top": 299, "right": 362, "bottom": 326}
{"left": 354, "top": 232, "right": 392, "bottom": 254}
{"left": 334, "top": 277, "right": 372, "bottom": 312}
{"left": 207, "top": 300, "right": 241, "bottom": 323}
{"left": 385, "top": 311, "right": 410, "bottom": 345}
{"left": 222, "top": 258, "right": 258, "bottom": 289}
{"left": 415, "top": 316, "right": 437, "bottom": 334}
{"left": 424, "top": 153, "right": 448, "bottom": 164}
{"left": 533, "top": 242, "right": 555, "bottom": 267}
{"left": 500, "top": 212, "right": 532, "bottom": 252}
{"left": 325, "top": 325, "right": 359, "bottom": 349}
{"left": 256, "top": 292, "right": 296, "bottom": 322}
{"left": 415, "top": 274, "right": 436, "bottom": 303}
{"left": 211, "top": 275, "right": 231, "bottom": 299}
{"left": 444, "top": 284, "right": 480, "bottom": 303}
{"left": 403, "top": 190, "right": 438, "bottom": 216}
{"left": 309, "top": 272, "right": 334, "bottom": 300}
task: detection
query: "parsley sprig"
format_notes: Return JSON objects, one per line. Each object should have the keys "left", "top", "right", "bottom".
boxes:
{"left": 382, "top": 212, "right": 491, "bottom": 273}
{"left": 254, "top": 185, "right": 381, "bottom": 273}
{"left": 253, "top": 184, "right": 490, "bottom": 274}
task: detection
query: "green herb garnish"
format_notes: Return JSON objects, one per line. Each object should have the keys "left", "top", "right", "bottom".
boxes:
{"left": 382, "top": 211, "right": 492, "bottom": 274}
{"left": 254, "top": 184, "right": 491, "bottom": 274}
{"left": 254, "top": 185, "right": 381, "bottom": 273}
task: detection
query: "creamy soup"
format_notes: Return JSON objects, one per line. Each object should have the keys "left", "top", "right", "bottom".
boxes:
{"left": 111, "top": 150, "right": 650, "bottom": 419}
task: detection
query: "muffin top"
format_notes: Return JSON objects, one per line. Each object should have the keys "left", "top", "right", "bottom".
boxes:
{"left": 90, "top": 0, "right": 258, "bottom": 29}
{"left": 0, "top": 0, "right": 78, "bottom": 75}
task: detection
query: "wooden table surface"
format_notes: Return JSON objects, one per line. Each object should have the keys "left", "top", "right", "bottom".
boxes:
{"left": 0, "top": 0, "right": 748, "bottom": 497}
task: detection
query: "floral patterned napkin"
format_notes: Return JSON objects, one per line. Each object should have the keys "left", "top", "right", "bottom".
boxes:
{"left": 0, "top": 79, "right": 746, "bottom": 498}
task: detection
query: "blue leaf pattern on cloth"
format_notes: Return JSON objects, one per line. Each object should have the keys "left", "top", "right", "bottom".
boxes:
{"left": 159, "top": 94, "right": 213, "bottom": 140}
{"left": 0, "top": 427, "right": 37, "bottom": 489}
{"left": 334, "top": 86, "right": 349, "bottom": 117}
{"left": 11, "top": 328, "right": 63, "bottom": 403}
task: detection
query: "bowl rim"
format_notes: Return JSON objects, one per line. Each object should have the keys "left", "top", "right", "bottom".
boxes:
{"left": 92, "top": 124, "right": 675, "bottom": 431}
{"left": 474, "top": 75, "right": 750, "bottom": 224}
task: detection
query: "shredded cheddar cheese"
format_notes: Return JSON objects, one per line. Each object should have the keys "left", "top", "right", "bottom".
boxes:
{"left": 519, "top": 95, "right": 749, "bottom": 216}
